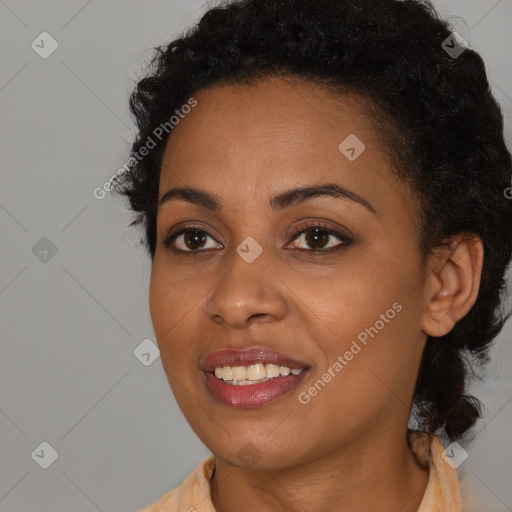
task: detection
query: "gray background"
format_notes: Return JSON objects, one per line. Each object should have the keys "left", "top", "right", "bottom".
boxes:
{"left": 1, "top": 0, "right": 511, "bottom": 511}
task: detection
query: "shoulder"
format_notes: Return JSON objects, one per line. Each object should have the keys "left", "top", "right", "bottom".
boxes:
{"left": 408, "top": 429, "right": 463, "bottom": 512}
{"left": 138, "top": 455, "right": 216, "bottom": 512}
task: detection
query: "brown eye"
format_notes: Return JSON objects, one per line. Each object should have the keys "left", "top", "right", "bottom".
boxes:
{"left": 162, "top": 222, "right": 353, "bottom": 257}
{"left": 287, "top": 224, "right": 353, "bottom": 253}
{"left": 181, "top": 230, "right": 207, "bottom": 250}
{"left": 304, "top": 228, "right": 330, "bottom": 250}
{"left": 162, "top": 227, "right": 222, "bottom": 253}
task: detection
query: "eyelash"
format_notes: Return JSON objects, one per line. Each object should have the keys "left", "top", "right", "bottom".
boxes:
{"left": 161, "top": 222, "right": 353, "bottom": 258}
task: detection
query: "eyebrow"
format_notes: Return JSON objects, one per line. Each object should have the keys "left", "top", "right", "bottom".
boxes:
{"left": 158, "top": 183, "right": 377, "bottom": 214}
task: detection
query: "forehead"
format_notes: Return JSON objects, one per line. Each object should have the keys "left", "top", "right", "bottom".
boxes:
{"left": 162, "top": 77, "right": 374, "bottom": 162}
{"left": 157, "top": 76, "right": 412, "bottom": 221}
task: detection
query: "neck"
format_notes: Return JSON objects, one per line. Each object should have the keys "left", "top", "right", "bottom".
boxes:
{"left": 210, "top": 428, "right": 430, "bottom": 512}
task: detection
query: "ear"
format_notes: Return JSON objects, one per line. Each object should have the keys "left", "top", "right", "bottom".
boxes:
{"left": 421, "top": 233, "right": 484, "bottom": 338}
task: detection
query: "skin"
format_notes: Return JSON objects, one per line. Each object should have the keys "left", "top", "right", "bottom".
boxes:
{"left": 149, "top": 76, "right": 483, "bottom": 512}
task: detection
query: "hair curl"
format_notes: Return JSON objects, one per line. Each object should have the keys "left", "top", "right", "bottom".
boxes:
{"left": 112, "top": 0, "right": 512, "bottom": 441}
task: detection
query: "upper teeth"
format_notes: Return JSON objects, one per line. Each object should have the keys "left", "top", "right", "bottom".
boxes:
{"left": 214, "top": 363, "right": 304, "bottom": 381}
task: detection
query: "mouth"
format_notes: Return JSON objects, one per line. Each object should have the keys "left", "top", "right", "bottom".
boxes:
{"left": 201, "top": 346, "right": 311, "bottom": 407}
{"left": 213, "top": 362, "right": 307, "bottom": 383}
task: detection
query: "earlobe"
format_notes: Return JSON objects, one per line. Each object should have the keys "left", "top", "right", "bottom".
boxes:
{"left": 421, "top": 234, "right": 484, "bottom": 338}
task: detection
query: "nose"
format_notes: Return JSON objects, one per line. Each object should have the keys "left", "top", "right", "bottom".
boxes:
{"left": 205, "top": 251, "right": 288, "bottom": 329}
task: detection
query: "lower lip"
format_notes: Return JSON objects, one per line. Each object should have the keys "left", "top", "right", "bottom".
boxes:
{"left": 204, "top": 370, "right": 309, "bottom": 408}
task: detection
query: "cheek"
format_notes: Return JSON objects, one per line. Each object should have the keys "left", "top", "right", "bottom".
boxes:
{"left": 285, "top": 255, "right": 405, "bottom": 339}
{"left": 149, "top": 264, "right": 204, "bottom": 414}
{"left": 300, "top": 285, "right": 423, "bottom": 425}
{"left": 285, "top": 247, "right": 424, "bottom": 375}
{"left": 149, "top": 260, "right": 198, "bottom": 367}
{"left": 148, "top": 266, "right": 172, "bottom": 344}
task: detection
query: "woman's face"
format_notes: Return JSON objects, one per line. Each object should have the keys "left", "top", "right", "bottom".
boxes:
{"left": 150, "top": 76, "right": 431, "bottom": 469}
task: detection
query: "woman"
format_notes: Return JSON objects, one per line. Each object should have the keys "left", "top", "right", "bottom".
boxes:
{"left": 112, "top": 0, "right": 512, "bottom": 510}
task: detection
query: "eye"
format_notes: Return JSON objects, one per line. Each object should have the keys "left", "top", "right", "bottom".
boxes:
{"left": 285, "top": 222, "right": 353, "bottom": 255}
{"left": 162, "top": 224, "right": 221, "bottom": 254}
{"left": 161, "top": 222, "right": 353, "bottom": 256}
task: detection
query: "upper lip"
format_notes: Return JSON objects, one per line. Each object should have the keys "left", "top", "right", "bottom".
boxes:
{"left": 201, "top": 346, "right": 310, "bottom": 372}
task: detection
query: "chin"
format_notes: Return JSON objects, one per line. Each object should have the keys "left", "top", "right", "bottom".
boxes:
{"left": 209, "top": 436, "right": 305, "bottom": 471}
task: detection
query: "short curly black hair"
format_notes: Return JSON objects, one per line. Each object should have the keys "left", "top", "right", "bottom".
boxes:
{"left": 112, "top": 0, "right": 512, "bottom": 441}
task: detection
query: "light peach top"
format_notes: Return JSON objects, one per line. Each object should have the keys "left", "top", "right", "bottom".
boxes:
{"left": 139, "top": 431, "right": 462, "bottom": 511}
